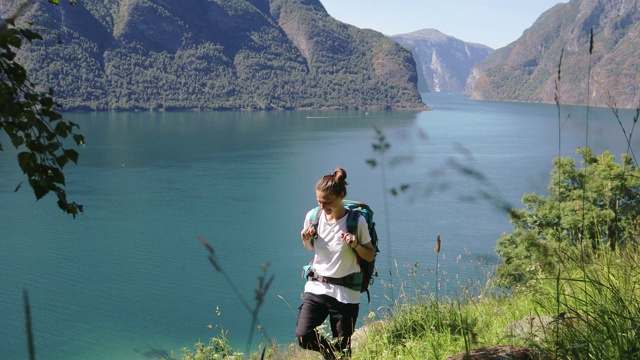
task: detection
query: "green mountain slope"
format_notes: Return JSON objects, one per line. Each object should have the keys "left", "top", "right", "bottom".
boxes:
{"left": 465, "top": 0, "right": 640, "bottom": 109}
{"left": 3, "top": 0, "right": 427, "bottom": 111}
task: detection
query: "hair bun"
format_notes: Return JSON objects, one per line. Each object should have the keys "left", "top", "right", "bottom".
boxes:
{"left": 316, "top": 167, "right": 349, "bottom": 196}
{"left": 333, "top": 167, "right": 347, "bottom": 183}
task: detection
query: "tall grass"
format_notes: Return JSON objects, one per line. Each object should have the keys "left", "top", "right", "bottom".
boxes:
{"left": 23, "top": 289, "right": 35, "bottom": 360}
{"left": 180, "top": 227, "right": 640, "bottom": 360}
{"left": 349, "top": 269, "right": 545, "bottom": 359}
{"left": 344, "top": 243, "right": 640, "bottom": 360}
{"left": 525, "top": 244, "right": 640, "bottom": 359}
{"left": 185, "top": 236, "right": 273, "bottom": 360}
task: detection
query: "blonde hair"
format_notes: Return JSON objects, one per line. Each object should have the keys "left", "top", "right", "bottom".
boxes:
{"left": 315, "top": 167, "right": 348, "bottom": 197}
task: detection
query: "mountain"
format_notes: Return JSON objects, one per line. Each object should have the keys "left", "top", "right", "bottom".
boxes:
{"left": 390, "top": 29, "right": 493, "bottom": 93}
{"left": 2, "top": 0, "right": 427, "bottom": 111}
{"left": 465, "top": 0, "right": 640, "bottom": 109}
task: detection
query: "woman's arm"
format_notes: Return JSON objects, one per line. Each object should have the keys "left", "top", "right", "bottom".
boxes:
{"left": 300, "top": 226, "right": 315, "bottom": 250}
{"left": 353, "top": 241, "right": 375, "bottom": 262}
{"left": 341, "top": 232, "right": 375, "bottom": 261}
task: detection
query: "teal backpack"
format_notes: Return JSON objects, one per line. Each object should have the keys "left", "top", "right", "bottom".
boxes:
{"left": 305, "top": 200, "right": 380, "bottom": 302}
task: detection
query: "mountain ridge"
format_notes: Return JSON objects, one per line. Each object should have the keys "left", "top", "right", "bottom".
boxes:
{"left": 3, "top": 0, "right": 427, "bottom": 111}
{"left": 465, "top": 0, "right": 640, "bottom": 109}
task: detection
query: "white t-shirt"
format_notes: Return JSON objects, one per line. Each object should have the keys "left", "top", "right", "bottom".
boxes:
{"left": 302, "top": 208, "right": 371, "bottom": 304}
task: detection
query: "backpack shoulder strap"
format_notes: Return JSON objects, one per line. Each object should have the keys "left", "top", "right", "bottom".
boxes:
{"left": 309, "top": 206, "right": 321, "bottom": 245}
{"left": 345, "top": 208, "right": 361, "bottom": 240}
{"left": 310, "top": 206, "right": 321, "bottom": 226}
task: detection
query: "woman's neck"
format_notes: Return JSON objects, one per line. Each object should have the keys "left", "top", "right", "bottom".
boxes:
{"left": 325, "top": 208, "right": 346, "bottom": 222}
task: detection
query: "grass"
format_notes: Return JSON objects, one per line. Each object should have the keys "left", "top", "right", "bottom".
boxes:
{"left": 178, "top": 239, "right": 640, "bottom": 360}
{"left": 539, "top": 245, "right": 640, "bottom": 359}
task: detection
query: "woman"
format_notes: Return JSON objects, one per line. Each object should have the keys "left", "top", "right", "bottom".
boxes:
{"left": 296, "top": 168, "right": 376, "bottom": 359}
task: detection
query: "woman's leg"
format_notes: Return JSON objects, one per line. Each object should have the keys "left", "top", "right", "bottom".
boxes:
{"left": 327, "top": 297, "right": 359, "bottom": 358}
{"left": 295, "top": 293, "right": 334, "bottom": 357}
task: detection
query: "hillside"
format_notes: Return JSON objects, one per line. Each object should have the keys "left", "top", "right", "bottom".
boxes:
{"left": 2, "top": 0, "right": 427, "bottom": 111}
{"left": 391, "top": 29, "right": 493, "bottom": 93}
{"left": 465, "top": 0, "right": 640, "bottom": 108}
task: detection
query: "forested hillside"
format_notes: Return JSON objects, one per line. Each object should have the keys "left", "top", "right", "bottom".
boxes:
{"left": 1, "top": 0, "right": 427, "bottom": 111}
{"left": 465, "top": 0, "right": 640, "bottom": 108}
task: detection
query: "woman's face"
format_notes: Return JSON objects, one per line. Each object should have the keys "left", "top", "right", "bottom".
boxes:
{"left": 315, "top": 190, "right": 344, "bottom": 216}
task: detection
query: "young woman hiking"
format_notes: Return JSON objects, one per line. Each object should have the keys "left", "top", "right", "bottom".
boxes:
{"left": 296, "top": 168, "right": 376, "bottom": 359}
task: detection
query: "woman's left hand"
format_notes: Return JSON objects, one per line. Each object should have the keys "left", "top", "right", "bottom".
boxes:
{"left": 340, "top": 232, "right": 358, "bottom": 248}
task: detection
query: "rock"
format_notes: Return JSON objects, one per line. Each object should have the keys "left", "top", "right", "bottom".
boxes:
{"left": 504, "top": 312, "right": 576, "bottom": 343}
{"left": 444, "top": 345, "right": 550, "bottom": 360}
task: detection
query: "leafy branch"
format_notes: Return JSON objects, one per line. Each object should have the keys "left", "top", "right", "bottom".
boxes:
{"left": 1, "top": 0, "right": 83, "bottom": 217}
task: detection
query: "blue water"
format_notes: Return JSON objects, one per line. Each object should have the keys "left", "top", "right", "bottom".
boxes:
{"left": 1, "top": 94, "right": 637, "bottom": 359}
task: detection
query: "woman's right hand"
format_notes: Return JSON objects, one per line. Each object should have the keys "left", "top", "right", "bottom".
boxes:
{"left": 301, "top": 226, "right": 316, "bottom": 241}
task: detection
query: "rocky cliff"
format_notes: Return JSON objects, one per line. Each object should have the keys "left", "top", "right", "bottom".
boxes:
{"left": 391, "top": 29, "right": 493, "bottom": 93}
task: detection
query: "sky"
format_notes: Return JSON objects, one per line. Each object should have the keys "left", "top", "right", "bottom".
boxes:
{"left": 319, "top": 0, "right": 569, "bottom": 49}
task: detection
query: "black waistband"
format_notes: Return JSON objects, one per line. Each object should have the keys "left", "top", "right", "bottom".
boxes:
{"left": 307, "top": 271, "right": 362, "bottom": 291}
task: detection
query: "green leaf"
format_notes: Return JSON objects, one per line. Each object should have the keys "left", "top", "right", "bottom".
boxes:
{"left": 18, "top": 28, "right": 43, "bottom": 42}
{"left": 48, "top": 167, "right": 65, "bottom": 185}
{"left": 8, "top": 63, "right": 27, "bottom": 86}
{"left": 65, "top": 149, "right": 79, "bottom": 164}
{"left": 29, "top": 179, "right": 48, "bottom": 200}
{"left": 46, "top": 141, "right": 62, "bottom": 152}
{"left": 73, "top": 134, "right": 85, "bottom": 145}
{"left": 17, "top": 151, "right": 36, "bottom": 174}
{"left": 11, "top": 134, "right": 24, "bottom": 148}
{"left": 40, "top": 96, "right": 55, "bottom": 109}
{"left": 6, "top": 102, "right": 22, "bottom": 117}
{"left": 45, "top": 110, "right": 63, "bottom": 121}
{"left": 54, "top": 121, "right": 69, "bottom": 137}
{"left": 56, "top": 154, "right": 69, "bottom": 168}
{"left": 6, "top": 32, "right": 22, "bottom": 48}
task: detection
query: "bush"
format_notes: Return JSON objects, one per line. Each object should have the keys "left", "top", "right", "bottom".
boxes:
{"left": 495, "top": 147, "right": 640, "bottom": 288}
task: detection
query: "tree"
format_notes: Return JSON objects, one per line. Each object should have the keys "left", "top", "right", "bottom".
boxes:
{"left": 495, "top": 147, "right": 640, "bottom": 287}
{"left": 1, "top": 0, "right": 83, "bottom": 217}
